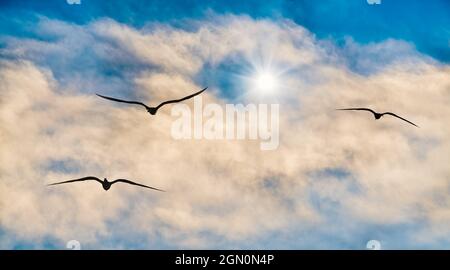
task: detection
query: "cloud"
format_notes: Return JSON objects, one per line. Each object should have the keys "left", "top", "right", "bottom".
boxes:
{"left": 0, "top": 15, "right": 449, "bottom": 249}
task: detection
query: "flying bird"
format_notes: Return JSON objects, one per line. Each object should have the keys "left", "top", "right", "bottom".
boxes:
{"left": 96, "top": 87, "right": 207, "bottom": 115}
{"left": 47, "top": 176, "right": 165, "bottom": 192}
{"left": 337, "top": 108, "right": 418, "bottom": 127}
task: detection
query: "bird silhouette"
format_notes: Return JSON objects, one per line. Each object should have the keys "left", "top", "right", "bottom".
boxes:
{"left": 47, "top": 176, "right": 164, "bottom": 191}
{"left": 96, "top": 87, "right": 207, "bottom": 115}
{"left": 337, "top": 108, "right": 418, "bottom": 127}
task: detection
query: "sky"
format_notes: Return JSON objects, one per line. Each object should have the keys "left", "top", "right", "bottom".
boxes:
{"left": 0, "top": 0, "right": 450, "bottom": 249}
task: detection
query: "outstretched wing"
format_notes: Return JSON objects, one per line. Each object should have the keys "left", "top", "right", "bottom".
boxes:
{"left": 383, "top": 112, "right": 419, "bottom": 127}
{"left": 156, "top": 87, "right": 207, "bottom": 109}
{"left": 47, "top": 176, "right": 103, "bottom": 186}
{"left": 96, "top": 94, "right": 149, "bottom": 109}
{"left": 110, "top": 179, "right": 165, "bottom": 192}
{"left": 336, "top": 108, "right": 377, "bottom": 115}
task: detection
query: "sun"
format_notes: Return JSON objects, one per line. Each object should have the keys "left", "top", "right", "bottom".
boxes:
{"left": 252, "top": 70, "right": 278, "bottom": 94}
{"left": 239, "top": 56, "right": 286, "bottom": 99}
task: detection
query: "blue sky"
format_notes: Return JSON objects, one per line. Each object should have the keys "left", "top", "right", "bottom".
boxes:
{"left": 1, "top": 1, "right": 450, "bottom": 250}
{"left": 1, "top": 0, "right": 449, "bottom": 61}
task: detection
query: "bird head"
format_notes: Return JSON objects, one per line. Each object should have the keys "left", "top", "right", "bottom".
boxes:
{"left": 147, "top": 107, "right": 157, "bottom": 115}
{"left": 102, "top": 179, "right": 111, "bottom": 191}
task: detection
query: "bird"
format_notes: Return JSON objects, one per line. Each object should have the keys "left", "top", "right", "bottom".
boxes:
{"left": 336, "top": 108, "right": 418, "bottom": 127}
{"left": 96, "top": 87, "right": 207, "bottom": 115}
{"left": 47, "top": 176, "right": 165, "bottom": 192}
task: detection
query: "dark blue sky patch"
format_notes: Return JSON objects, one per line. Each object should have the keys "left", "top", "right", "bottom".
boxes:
{"left": 196, "top": 55, "right": 251, "bottom": 102}
{"left": 262, "top": 177, "right": 281, "bottom": 190}
{"left": 1, "top": 228, "right": 62, "bottom": 249}
{"left": 45, "top": 158, "right": 81, "bottom": 174}
{"left": 316, "top": 167, "right": 351, "bottom": 179}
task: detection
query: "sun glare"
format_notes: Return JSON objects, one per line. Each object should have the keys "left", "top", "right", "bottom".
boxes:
{"left": 253, "top": 71, "right": 278, "bottom": 93}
